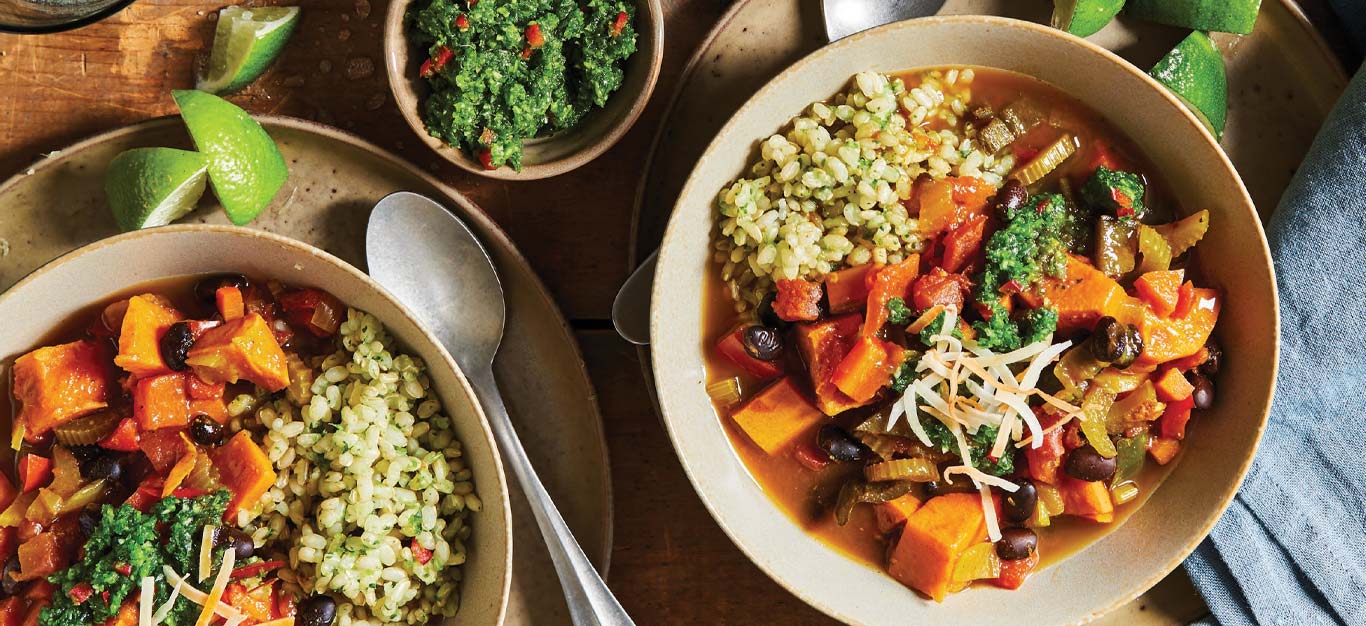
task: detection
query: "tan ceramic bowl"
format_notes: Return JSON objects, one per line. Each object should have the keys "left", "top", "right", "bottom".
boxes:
{"left": 384, "top": 0, "right": 663, "bottom": 180}
{"left": 650, "top": 16, "right": 1278, "bottom": 626}
{"left": 0, "top": 225, "right": 513, "bottom": 626}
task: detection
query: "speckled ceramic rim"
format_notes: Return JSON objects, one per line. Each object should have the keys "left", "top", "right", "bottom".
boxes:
{"left": 382, "top": 0, "right": 665, "bottom": 180}
{"left": 0, "top": 0, "right": 136, "bottom": 34}
{"left": 651, "top": 15, "right": 1278, "bottom": 626}
{"left": 0, "top": 223, "right": 514, "bottom": 624}
{"left": 0, "top": 114, "right": 616, "bottom": 571}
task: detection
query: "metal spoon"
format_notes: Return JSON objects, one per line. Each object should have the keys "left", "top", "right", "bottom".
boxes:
{"left": 610, "top": 0, "right": 945, "bottom": 345}
{"left": 367, "top": 192, "right": 635, "bottom": 626}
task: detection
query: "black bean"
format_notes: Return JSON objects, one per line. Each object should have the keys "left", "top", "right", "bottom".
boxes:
{"left": 296, "top": 594, "right": 338, "bottom": 626}
{"left": 77, "top": 509, "right": 101, "bottom": 539}
{"left": 0, "top": 558, "right": 22, "bottom": 597}
{"left": 215, "top": 527, "right": 255, "bottom": 561}
{"left": 85, "top": 455, "right": 122, "bottom": 483}
{"left": 1002, "top": 479, "right": 1038, "bottom": 524}
{"left": 995, "top": 527, "right": 1038, "bottom": 561}
{"left": 1089, "top": 316, "right": 1142, "bottom": 367}
{"left": 816, "top": 425, "right": 867, "bottom": 462}
{"left": 194, "top": 274, "right": 249, "bottom": 305}
{"left": 1190, "top": 374, "right": 1215, "bottom": 410}
{"left": 742, "top": 326, "right": 784, "bottom": 362}
{"left": 159, "top": 322, "right": 196, "bottom": 372}
{"left": 190, "top": 414, "right": 227, "bottom": 447}
{"left": 1065, "top": 445, "right": 1117, "bottom": 482}
{"left": 996, "top": 179, "right": 1028, "bottom": 213}
{"left": 1200, "top": 341, "right": 1222, "bottom": 377}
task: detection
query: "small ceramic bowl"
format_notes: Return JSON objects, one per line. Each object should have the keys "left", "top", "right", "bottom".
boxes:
{"left": 651, "top": 16, "right": 1278, "bottom": 626}
{"left": 384, "top": 0, "right": 663, "bottom": 180}
{"left": 0, "top": 225, "right": 513, "bottom": 626}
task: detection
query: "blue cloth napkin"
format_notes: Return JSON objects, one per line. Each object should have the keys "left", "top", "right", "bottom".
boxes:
{"left": 1184, "top": 12, "right": 1366, "bottom": 626}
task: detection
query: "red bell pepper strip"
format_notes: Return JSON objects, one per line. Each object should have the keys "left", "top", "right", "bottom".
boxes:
{"left": 610, "top": 11, "right": 628, "bottom": 36}
{"left": 525, "top": 23, "right": 545, "bottom": 48}
{"left": 98, "top": 417, "right": 141, "bottom": 452}
{"left": 230, "top": 560, "right": 287, "bottom": 580}
{"left": 455, "top": 14, "right": 469, "bottom": 30}
{"left": 477, "top": 149, "right": 495, "bottom": 170}
{"left": 411, "top": 540, "right": 434, "bottom": 565}
{"left": 17, "top": 455, "right": 52, "bottom": 493}
{"left": 419, "top": 46, "right": 455, "bottom": 78}
{"left": 67, "top": 582, "right": 93, "bottom": 605}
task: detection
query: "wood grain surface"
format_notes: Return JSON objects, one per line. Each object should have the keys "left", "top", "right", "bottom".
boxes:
{"left": 0, "top": 1, "right": 1352, "bottom": 624}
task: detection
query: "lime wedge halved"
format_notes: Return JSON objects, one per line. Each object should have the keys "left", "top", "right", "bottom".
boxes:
{"left": 1052, "top": 0, "right": 1126, "bottom": 38}
{"left": 106, "top": 148, "right": 209, "bottom": 231}
{"left": 1125, "top": 0, "right": 1261, "bottom": 35}
{"left": 172, "top": 89, "right": 288, "bottom": 225}
{"left": 1150, "top": 31, "right": 1228, "bottom": 139}
{"left": 196, "top": 6, "right": 300, "bottom": 95}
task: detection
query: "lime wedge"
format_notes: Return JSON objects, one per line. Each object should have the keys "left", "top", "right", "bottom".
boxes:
{"left": 1125, "top": 0, "right": 1261, "bottom": 35}
{"left": 106, "top": 148, "right": 209, "bottom": 231}
{"left": 1051, "top": 0, "right": 1126, "bottom": 38}
{"left": 1150, "top": 31, "right": 1227, "bottom": 139}
{"left": 172, "top": 89, "right": 288, "bottom": 225}
{"left": 196, "top": 6, "right": 300, "bottom": 95}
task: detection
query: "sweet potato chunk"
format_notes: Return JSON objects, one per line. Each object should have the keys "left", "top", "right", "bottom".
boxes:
{"left": 133, "top": 373, "right": 193, "bottom": 431}
{"left": 831, "top": 337, "right": 905, "bottom": 403}
{"left": 1134, "top": 270, "right": 1184, "bottom": 317}
{"left": 1039, "top": 256, "right": 1131, "bottom": 333}
{"left": 13, "top": 341, "right": 110, "bottom": 442}
{"left": 875, "top": 494, "right": 923, "bottom": 534}
{"left": 1133, "top": 287, "right": 1219, "bottom": 369}
{"left": 824, "top": 264, "right": 874, "bottom": 314}
{"left": 887, "top": 493, "right": 988, "bottom": 602}
{"left": 792, "top": 314, "right": 866, "bottom": 415}
{"left": 730, "top": 378, "right": 825, "bottom": 455}
{"left": 210, "top": 431, "right": 277, "bottom": 517}
{"left": 1059, "top": 476, "right": 1115, "bottom": 523}
{"left": 186, "top": 314, "right": 290, "bottom": 392}
{"left": 113, "top": 294, "right": 183, "bottom": 378}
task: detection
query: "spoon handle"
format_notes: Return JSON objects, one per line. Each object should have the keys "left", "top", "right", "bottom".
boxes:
{"left": 467, "top": 367, "right": 636, "bottom": 626}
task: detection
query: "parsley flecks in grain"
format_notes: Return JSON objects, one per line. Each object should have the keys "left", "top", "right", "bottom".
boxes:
{"left": 410, "top": 0, "right": 638, "bottom": 170}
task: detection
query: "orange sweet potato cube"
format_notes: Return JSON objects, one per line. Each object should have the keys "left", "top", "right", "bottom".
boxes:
{"left": 185, "top": 314, "right": 290, "bottom": 392}
{"left": 887, "top": 493, "right": 988, "bottom": 602}
{"left": 730, "top": 377, "right": 826, "bottom": 455}
{"left": 1134, "top": 287, "right": 1220, "bottom": 370}
{"left": 113, "top": 294, "right": 183, "bottom": 378}
{"left": 1059, "top": 476, "right": 1115, "bottom": 523}
{"left": 210, "top": 431, "right": 277, "bottom": 518}
{"left": 12, "top": 341, "right": 110, "bottom": 442}
{"left": 875, "top": 494, "right": 923, "bottom": 535}
{"left": 793, "top": 314, "right": 867, "bottom": 416}
{"left": 133, "top": 373, "right": 193, "bottom": 431}
{"left": 1040, "top": 256, "right": 1131, "bottom": 333}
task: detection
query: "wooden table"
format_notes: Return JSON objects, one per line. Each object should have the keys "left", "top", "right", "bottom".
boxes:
{"left": 0, "top": 2, "right": 1354, "bottom": 624}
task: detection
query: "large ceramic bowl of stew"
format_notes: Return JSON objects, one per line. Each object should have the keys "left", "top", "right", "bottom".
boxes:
{"left": 651, "top": 15, "right": 1276, "bottom": 626}
{"left": 0, "top": 225, "right": 512, "bottom": 626}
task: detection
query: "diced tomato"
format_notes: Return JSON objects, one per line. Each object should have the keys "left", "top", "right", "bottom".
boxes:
{"left": 477, "top": 149, "right": 495, "bottom": 170}
{"left": 525, "top": 23, "right": 545, "bottom": 48}
{"left": 419, "top": 45, "right": 455, "bottom": 78}
{"left": 793, "top": 442, "right": 832, "bottom": 471}
{"left": 273, "top": 586, "right": 297, "bottom": 619}
{"left": 138, "top": 427, "right": 187, "bottom": 472}
{"left": 1024, "top": 422, "right": 1065, "bottom": 485}
{"left": 520, "top": 46, "right": 533, "bottom": 59}
{"left": 823, "top": 264, "right": 875, "bottom": 314}
{"left": 1158, "top": 396, "right": 1195, "bottom": 440}
{"left": 97, "top": 417, "right": 141, "bottom": 452}
{"left": 0, "top": 529, "right": 15, "bottom": 565}
{"left": 410, "top": 539, "right": 434, "bottom": 565}
{"left": 863, "top": 256, "right": 920, "bottom": 336}
{"left": 910, "top": 267, "right": 969, "bottom": 313}
{"left": 455, "top": 14, "right": 469, "bottom": 30}
{"left": 715, "top": 326, "right": 783, "bottom": 380}
{"left": 774, "top": 278, "right": 824, "bottom": 322}
{"left": 610, "top": 10, "right": 628, "bottom": 36}
{"left": 0, "top": 597, "right": 24, "bottom": 626}
{"left": 113, "top": 562, "right": 132, "bottom": 576}
{"left": 940, "top": 214, "right": 988, "bottom": 274}
{"left": 277, "top": 288, "right": 344, "bottom": 338}
{"left": 17, "top": 455, "right": 52, "bottom": 493}
{"left": 124, "top": 476, "right": 165, "bottom": 512}
{"left": 993, "top": 550, "right": 1040, "bottom": 590}
{"left": 66, "top": 582, "right": 93, "bottom": 605}
{"left": 1085, "top": 140, "right": 1128, "bottom": 174}
{"left": 230, "top": 560, "right": 287, "bottom": 580}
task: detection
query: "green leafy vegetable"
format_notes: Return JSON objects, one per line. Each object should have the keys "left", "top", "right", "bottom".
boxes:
{"left": 972, "top": 193, "right": 1075, "bottom": 351}
{"left": 885, "top": 297, "right": 914, "bottom": 326}
{"left": 917, "top": 415, "right": 1016, "bottom": 477}
{"left": 919, "top": 311, "right": 963, "bottom": 345}
{"left": 1082, "top": 166, "right": 1147, "bottom": 218}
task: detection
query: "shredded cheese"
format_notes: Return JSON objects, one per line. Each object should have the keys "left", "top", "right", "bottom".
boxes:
{"left": 195, "top": 549, "right": 236, "bottom": 626}
{"left": 162, "top": 565, "right": 244, "bottom": 623}
{"left": 139, "top": 576, "right": 154, "bottom": 626}
{"left": 151, "top": 580, "right": 183, "bottom": 624}
{"left": 978, "top": 482, "right": 1002, "bottom": 542}
{"left": 199, "top": 526, "right": 216, "bottom": 583}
